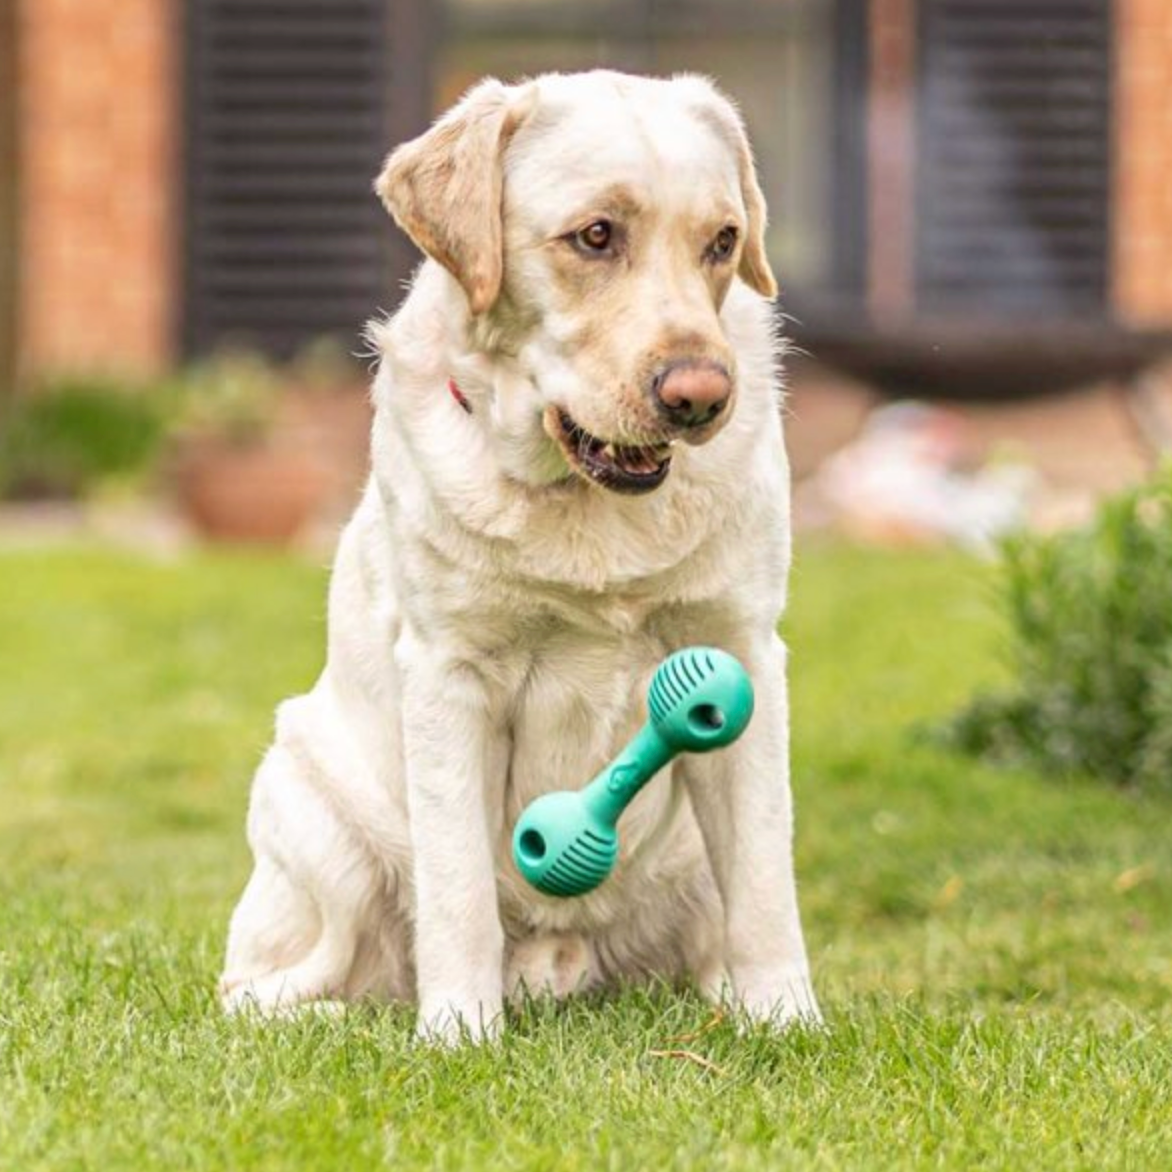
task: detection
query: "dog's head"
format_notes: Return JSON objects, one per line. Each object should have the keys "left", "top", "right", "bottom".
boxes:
{"left": 376, "top": 71, "right": 777, "bottom": 496}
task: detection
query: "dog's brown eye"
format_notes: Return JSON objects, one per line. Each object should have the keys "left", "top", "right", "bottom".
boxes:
{"left": 576, "top": 220, "right": 613, "bottom": 253}
{"left": 709, "top": 226, "right": 738, "bottom": 262}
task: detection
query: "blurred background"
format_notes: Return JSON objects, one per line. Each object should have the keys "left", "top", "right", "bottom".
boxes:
{"left": 2, "top": 0, "right": 1171, "bottom": 548}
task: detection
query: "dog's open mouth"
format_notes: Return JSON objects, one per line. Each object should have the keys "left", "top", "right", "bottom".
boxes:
{"left": 547, "top": 408, "right": 673, "bottom": 494}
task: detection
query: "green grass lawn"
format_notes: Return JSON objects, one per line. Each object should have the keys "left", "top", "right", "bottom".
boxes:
{"left": 2, "top": 541, "right": 1171, "bottom": 1170}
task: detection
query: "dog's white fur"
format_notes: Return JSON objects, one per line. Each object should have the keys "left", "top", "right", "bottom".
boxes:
{"left": 220, "top": 70, "right": 819, "bottom": 1041}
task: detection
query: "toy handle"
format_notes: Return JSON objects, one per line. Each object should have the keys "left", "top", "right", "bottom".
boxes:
{"left": 580, "top": 724, "right": 674, "bottom": 827}
{"left": 577, "top": 649, "right": 755, "bottom": 829}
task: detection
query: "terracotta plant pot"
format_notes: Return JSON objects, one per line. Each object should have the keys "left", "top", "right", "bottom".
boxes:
{"left": 172, "top": 435, "right": 331, "bottom": 545}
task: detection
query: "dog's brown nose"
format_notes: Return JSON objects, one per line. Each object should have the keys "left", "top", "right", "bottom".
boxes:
{"left": 651, "top": 362, "right": 731, "bottom": 428}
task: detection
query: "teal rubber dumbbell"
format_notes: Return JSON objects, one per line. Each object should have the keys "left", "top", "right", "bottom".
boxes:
{"left": 512, "top": 647, "right": 754, "bottom": 898}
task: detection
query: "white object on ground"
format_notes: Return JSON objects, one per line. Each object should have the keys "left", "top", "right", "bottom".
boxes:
{"left": 815, "top": 401, "right": 1035, "bottom": 553}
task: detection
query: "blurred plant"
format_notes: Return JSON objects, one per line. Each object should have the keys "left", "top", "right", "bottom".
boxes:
{"left": 942, "top": 465, "right": 1172, "bottom": 792}
{"left": 288, "top": 337, "right": 363, "bottom": 392}
{"left": 0, "top": 378, "right": 166, "bottom": 500}
{"left": 167, "top": 350, "right": 283, "bottom": 446}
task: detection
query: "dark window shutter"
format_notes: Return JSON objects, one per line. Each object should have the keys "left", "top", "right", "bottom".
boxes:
{"left": 183, "top": 0, "right": 400, "bottom": 360}
{"left": 915, "top": 0, "right": 1111, "bottom": 317}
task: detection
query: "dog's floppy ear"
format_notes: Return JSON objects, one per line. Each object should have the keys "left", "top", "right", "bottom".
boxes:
{"left": 375, "top": 79, "right": 535, "bottom": 315}
{"left": 732, "top": 134, "right": 779, "bottom": 301}
{"left": 686, "top": 82, "right": 778, "bottom": 300}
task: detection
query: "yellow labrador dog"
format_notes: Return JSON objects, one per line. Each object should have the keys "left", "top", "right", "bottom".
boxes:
{"left": 220, "top": 70, "right": 819, "bottom": 1041}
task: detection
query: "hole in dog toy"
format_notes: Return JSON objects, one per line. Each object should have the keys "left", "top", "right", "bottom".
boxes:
{"left": 688, "top": 704, "right": 725, "bottom": 733}
{"left": 518, "top": 828, "right": 547, "bottom": 861}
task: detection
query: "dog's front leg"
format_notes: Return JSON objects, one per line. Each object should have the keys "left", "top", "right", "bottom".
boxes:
{"left": 398, "top": 636, "right": 505, "bottom": 1044}
{"left": 685, "top": 632, "right": 821, "bottom": 1028}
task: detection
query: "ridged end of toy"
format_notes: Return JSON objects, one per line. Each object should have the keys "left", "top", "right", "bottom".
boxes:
{"left": 529, "top": 829, "right": 617, "bottom": 898}
{"left": 646, "top": 646, "right": 754, "bottom": 751}
{"left": 647, "top": 647, "right": 720, "bottom": 723}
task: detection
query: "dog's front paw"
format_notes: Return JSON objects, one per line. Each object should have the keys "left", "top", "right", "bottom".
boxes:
{"left": 734, "top": 968, "right": 823, "bottom": 1031}
{"left": 416, "top": 996, "right": 504, "bottom": 1046}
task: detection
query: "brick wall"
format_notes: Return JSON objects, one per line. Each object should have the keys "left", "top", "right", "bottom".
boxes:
{"left": 1, "top": 0, "right": 17, "bottom": 400}
{"left": 17, "top": 0, "right": 176, "bottom": 380}
{"left": 1115, "top": 0, "right": 1172, "bottom": 326}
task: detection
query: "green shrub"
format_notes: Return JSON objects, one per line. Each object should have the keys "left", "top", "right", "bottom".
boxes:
{"left": 944, "top": 466, "right": 1172, "bottom": 792}
{"left": 166, "top": 350, "right": 281, "bottom": 445}
{"left": 0, "top": 380, "right": 166, "bottom": 500}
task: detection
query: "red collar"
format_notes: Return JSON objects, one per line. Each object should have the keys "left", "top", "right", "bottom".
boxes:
{"left": 447, "top": 378, "right": 472, "bottom": 415}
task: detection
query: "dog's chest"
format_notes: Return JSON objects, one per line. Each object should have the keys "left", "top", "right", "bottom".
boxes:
{"left": 488, "top": 566, "right": 747, "bottom": 807}
{"left": 500, "top": 604, "right": 666, "bottom": 809}
{"left": 494, "top": 610, "right": 711, "bottom": 929}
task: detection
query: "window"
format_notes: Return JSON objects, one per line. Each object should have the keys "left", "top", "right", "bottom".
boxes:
{"left": 183, "top": 0, "right": 424, "bottom": 359}
{"left": 915, "top": 0, "right": 1111, "bottom": 317}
